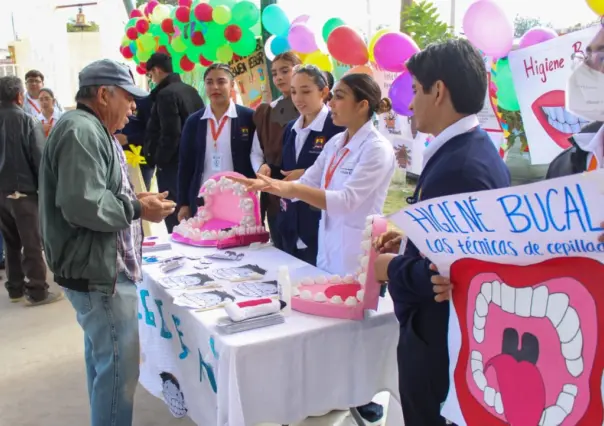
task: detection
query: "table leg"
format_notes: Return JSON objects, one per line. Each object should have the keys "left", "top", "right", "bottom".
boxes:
{"left": 350, "top": 408, "right": 367, "bottom": 426}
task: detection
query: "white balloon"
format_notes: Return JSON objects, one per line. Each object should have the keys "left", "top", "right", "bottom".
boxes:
{"left": 264, "top": 35, "right": 277, "bottom": 61}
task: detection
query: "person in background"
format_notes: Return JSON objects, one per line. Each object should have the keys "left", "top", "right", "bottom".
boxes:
{"left": 0, "top": 75, "right": 58, "bottom": 305}
{"left": 374, "top": 39, "right": 511, "bottom": 426}
{"left": 144, "top": 53, "right": 204, "bottom": 233}
{"left": 23, "top": 69, "right": 63, "bottom": 117}
{"left": 250, "top": 52, "right": 302, "bottom": 249}
{"left": 0, "top": 233, "right": 4, "bottom": 270}
{"left": 233, "top": 73, "right": 395, "bottom": 424}
{"left": 115, "top": 95, "right": 155, "bottom": 190}
{"left": 37, "top": 88, "right": 62, "bottom": 138}
{"left": 39, "top": 59, "right": 176, "bottom": 426}
{"left": 177, "top": 63, "right": 256, "bottom": 221}
{"left": 277, "top": 64, "right": 344, "bottom": 264}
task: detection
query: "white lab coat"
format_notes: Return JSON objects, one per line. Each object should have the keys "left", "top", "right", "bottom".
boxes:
{"left": 297, "top": 120, "right": 396, "bottom": 276}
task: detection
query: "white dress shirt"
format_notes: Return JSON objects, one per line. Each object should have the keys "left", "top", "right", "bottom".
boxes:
{"left": 291, "top": 105, "right": 329, "bottom": 162}
{"left": 201, "top": 101, "right": 238, "bottom": 184}
{"left": 296, "top": 120, "right": 396, "bottom": 276}
{"left": 250, "top": 97, "right": 284, "bottom": 172}
{"left": 24, "top": 93, "right": 63, "bottom": 117}
{"left": 36, "top": 109, "right": 63, "bottom": 127}
{"left": 573, "top": 125, "right": 604, "bottom": 170}
{"left": 422, "top": 114, "right": 480, "bottom": 166}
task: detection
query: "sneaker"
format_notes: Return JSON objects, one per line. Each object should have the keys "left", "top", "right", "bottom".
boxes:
{"left": 25, "top": 291, "right": 64, "bottom": 307}
{"left": 355, "top": 402, "right": 384, "bottom": 423}
{"left": 9, "top": 293, "right": 24, "bottom": 303}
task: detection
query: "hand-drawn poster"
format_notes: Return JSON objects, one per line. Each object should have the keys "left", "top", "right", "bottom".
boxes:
{"left": 508, "top": 27, "right": 598, "bottom": 165}
{"left": 229, "top": 39, "right": 272, "bottom": 109}
{"left": 389, "top": 169, "right": 604, "bottom": 426}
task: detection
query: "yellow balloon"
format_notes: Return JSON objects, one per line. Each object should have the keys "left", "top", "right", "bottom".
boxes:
{"left": 303, "top": 51, "right": 333, "bottom": 72}
{"left": 368, "top": 28, "right": 392, "bottom": 62}
{"left": 293, "top": 51, "right": 309, "bottom": 62}
{"left": 587, "top": 0, "right": 604, "bottom": 15}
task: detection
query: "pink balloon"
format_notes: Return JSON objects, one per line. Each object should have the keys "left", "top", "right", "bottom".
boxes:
{"left": 463, "top": 0, "right": 513, "bottom": 58}
{"left": 288, "top": 24, "right": 318, "bottom": 54}
{"left": 373, "top": 32, "right": 419, "bottom": 73}
{"left": 519, "top": 27, "right": 558, "bottom": 49}
{"left": 291, "top": 15, "right": 310, "bottom": 26}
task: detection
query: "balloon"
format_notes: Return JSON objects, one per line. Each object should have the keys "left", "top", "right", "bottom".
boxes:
{"left": 231, "top": 1, "right": 259, "bottom": 28}
{"left": 231, "top": 29, "right": 257, "bottom": 56}
{"left": 270, "top": 36, "right": 290, "bottom": 56}
{"left": 121, "top": 46, "right": 134, "bottom": 59}
{"left": 161, "top": 18, "right": 175, "bottom": 34}
{"left": 129, "top": 41, "right": 138, "bottom": 54}
{"left": 217, "top": 45, "right": 234, "bottom": 62}
{"left": 492, "top": 58, "right": 520, "bottom": 111}
{"left": 587, "top": 0, "right": 604, "bottom": 15}
{"left": 327, "top": 26, "right": 368, "bottom": 66}
{"left": 205, "top": 22, "right": 227, "bottom": 48}
{"left": 199, "top": 55, "right": 213, "bottom": 67}
{"left": 171, "top": 36, "right": 187, "bottom": 53}
{"left": 194, "top": 3, "right": 213, "bottom": 22}
{"left": 180, "top": 56, "right": 195, "bottom": 72}
{"left": 262, "top": 4, "right": 290, "bottom": 36}
{"left": 264, "top": 35, "right": 276, "bottom": 61}
{"left": 136, "top": 65, "right": 146, "bottom": 75}
{"left": 288, "top": 24, "right": 318, "bottom": 54}
{"left": 178, "top": 0, "right": 192, "bottom": 6}
{"left": 200, "top": 43, "right": 218, "bottom": 61}
{"left": 213, "top": 5, "right": 232, "bottom": 25}
{"left": 389, "top": 72, "right": 414, "bottom": 116}
{"left": 346, "top": 65, "right": 373, "bottom": 76}
{"left": 463, "top": 0, "right": 513, "bottom": 58}
{"left": 209, "top": 0, "right": 235, "bottom": 6}
{"left": 191, "top": 30, "right": 206, "bottom": 46}
{"left": 137, "top": 49, "right": 152, "bottom": 62}
{"left": 373, "top": 32, "right": 419, "bottom": 72}
{"left": 225, "top": 24, "right": 242, "bottom": 42}
{"left": 150, "top": 4, "right": 171, "bottom": 23}
{"left": 175, "top": 6, "right": 190, "bottom": 23}
{"left": 322, "top": 17, "right": 345, "bottom": 43}
{"left": 139, "top": 33, "right": 155, "bottom": 50}
{"left": 331, "top": 59, "right": 352, "bottom": 80}
{"left": 368, "top": 28, "right": 391, "bottom": 62}
{"left": 130, "top": 9, "right": 144, "bottom": 18}
{"left": 126, "top": 26, "right": 139, "bottom": 40}
{"left": 303, "top": 50, "right": 333, "bottom": 72}
{"left": 135, "top": 19, "right": 150, "bottom": 34}
{"left": 518, "top": 27, "right": 558, "bottom": 49}
{"left": 147, "top": 0, "right": 159, "bottom": 15}
{"left": 292, "top": 15, "right": 310, "bottom": 26}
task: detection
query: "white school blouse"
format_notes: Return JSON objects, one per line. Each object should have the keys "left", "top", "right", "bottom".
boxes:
{"left": 296, "top": 120, "right": 396, "bottom": 276}
{"left": 200, "top": 101, "right": 238, "bottom": 184}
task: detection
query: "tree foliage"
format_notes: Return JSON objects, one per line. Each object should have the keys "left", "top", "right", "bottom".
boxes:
{"left": 400, "top": 0, "right": 454, "bottom": 49}
{"left": 136, "top": 0, "right": 177, "bottom": 7}
{"left": 513, "top": 15, "right": 551, "bottom": 38}
{"left": 66, "top": 21, "right": 100, "bottom": 32}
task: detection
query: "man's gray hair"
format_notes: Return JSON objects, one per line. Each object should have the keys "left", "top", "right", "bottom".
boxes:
{"left": 0, "top": 76, "right": 24, "bottom": 104}
{"left": 75, "top": 85, "right": 116, "bottom": 103}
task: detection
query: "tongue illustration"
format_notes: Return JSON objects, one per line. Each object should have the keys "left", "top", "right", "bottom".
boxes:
{"left": 485, "top": 354, "right": 546, "bottom": 426}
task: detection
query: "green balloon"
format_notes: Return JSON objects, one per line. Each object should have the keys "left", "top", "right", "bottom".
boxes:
{"left": 171, "top": 53, "right": 183, "bottom": 71}
{"left": 171, "top": 36, "right": 187, "bottom": 53}
{"left": 149, "top": 23, "right": 162, "bottom": 37}
{"left": 249, "top": 21, "right": 261, "bottom": 37}
{"left": 232, "top": 30, "right": 257, "bottom": 57}
{"left": 137, "top": 49, "right": 152, "bottom": 62}
{"left": 493, "top": 58, "right": 520, "bottom": 112}
{"left": 231, "top": 1, "right": 259, "bottom": 28}
{"left": 322, "top": 17, "right": 345, "bottom": 43}
{"left": 186, "top": 48, "right": 201, "bottom": 63}
{"left": 205, "top": 23, "right": 226, "bottom": 48}
{"left": 209, "top": 0, "right": 235, "bottom": 7}
{"left": 200, "top": 43, "right": 218, "bottom": 62}
{"left": 139, "top": 33, "right": 155, "bottom": 51}
{"left": 126, "top": 18, "right": 138, "bottom": 28}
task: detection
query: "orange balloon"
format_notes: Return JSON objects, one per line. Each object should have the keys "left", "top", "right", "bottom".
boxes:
{"left": 346, "top": 65, "right": 373, "bottom": 76}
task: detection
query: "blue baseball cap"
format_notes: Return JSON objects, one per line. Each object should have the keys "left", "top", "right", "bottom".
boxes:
{"left": 79, "top": 59, "right": 147, "bottom": 98}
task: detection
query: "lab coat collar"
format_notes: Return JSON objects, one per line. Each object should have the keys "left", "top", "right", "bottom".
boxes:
{"left": 292, "top": 105, "right": 329, "bottom": 133}
{"left": 336, "top": 119, "right": 374, "bottom": 152}
{"left": 201, "top": 100, "right": 238, "bottom": 121}
{"left": 572, "top": 125, "right": 604, "bottom": 154}
{"left": 422, "top": 114, "right": 479, "bottom": 167}
{"left": 270, "top": 96, "right": 283, "bottom": 108}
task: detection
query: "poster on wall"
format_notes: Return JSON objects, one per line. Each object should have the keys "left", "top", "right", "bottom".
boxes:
{"left": 508, "top": 27, "right": 598, "bottom": 165}
{"left": 388, "top": 169, "right": 604, "bottom": 426}
{"left": 229, "top": 39, "right": 272, "bottom": 109}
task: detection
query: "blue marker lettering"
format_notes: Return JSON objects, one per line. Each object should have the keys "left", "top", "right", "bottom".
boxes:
{"left": 546, "top": 189, "right": 566, "bottom": 231}
{"left": 198, "top": 349, "right": 217, "bottom": 393}
{"left": 140, "top": 289, "right": 156, "bottom": 327}
{"left": 576, "top": 183, "right": 603, "bottom": 232}
{"left": 564, "top": 186, "right": 586, "bottom": 232}
{"left": 469, "top": 196, "right": 495, "bottom": 232}
{"left": 172, "top": 315, "right": 190, "bottom": 360}
{"left": 523, "top": 193, "right": 550, "bottom": 232}
{"left": 497, "top": 194, "right": 531, "bottom": 233}
{"left": 154, "top": 299, "right": 173, "bottom": 339}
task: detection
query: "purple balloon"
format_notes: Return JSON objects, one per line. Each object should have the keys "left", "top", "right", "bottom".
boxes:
{"left": 463, "top": 0, "right": 513, "bottom": 58}
{"left": 389, "top": 72, "right": 414, "bottom": 117}
{"left": 519, "top": 27, "right": 558, "bottom": 49}
{"left": 291, "top": 15, "right": 310, "bottom": 26}
{"left": 288, "top": 23, "right": 318, "bottom": 53}
{"left": 374, "top": 33, "right": 419, "bottom": 73}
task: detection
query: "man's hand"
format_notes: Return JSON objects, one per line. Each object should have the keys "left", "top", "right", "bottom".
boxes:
{"left": 599, "top": 222, "right": 604, "bottom": 243}
{"left": 430, "top": 263, "right": 452, "bottom": 303}
{"left": 136, "top": 192, "right": 162, "bottom": 200}
{"left": 257, "top": 164, "right": 271, "bottom": 177}
{"left": 177, "top": 206, "right": 191, "bottom": 223}
{"left": 138, "top": 192, "right": 176, "bottom": 223}
{"left": 374, "top": 230, "right": 403, "bottom": 254}
{"left": 281, "top": 169, "right": 304, "bottom": 182}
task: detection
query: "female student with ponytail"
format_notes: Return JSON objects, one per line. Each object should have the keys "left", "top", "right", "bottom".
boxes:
{"left": 277, "top": 65, "right": 344, "bottom": 264}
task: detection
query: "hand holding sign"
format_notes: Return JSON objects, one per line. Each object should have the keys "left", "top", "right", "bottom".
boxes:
{"left": 374, "top": 230, "right": 403, "bottom": 254}
{"left": 430, "top": 263, "right": 453, "bottom": 303}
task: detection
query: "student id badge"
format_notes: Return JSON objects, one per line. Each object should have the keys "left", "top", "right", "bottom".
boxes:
{"left": 211, "top": 153, "right": 222, "bottom": 171}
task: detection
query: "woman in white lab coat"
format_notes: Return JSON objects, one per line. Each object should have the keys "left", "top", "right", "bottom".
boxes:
{"left": 232, "top": 73, "right": 396, "bottom": 276}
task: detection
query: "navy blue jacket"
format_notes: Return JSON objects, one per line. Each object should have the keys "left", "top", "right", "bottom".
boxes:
{"left": 387, "top": 128, "right": 510, "bottom": 346}
{"left": 277, "top": 114, "right": 344, "bottom": 259}
{"left": 118, "top": 96, "right": 152, "bottom": 147}
{"left": 177, "top": 105, "right": 256, "bottom": 213}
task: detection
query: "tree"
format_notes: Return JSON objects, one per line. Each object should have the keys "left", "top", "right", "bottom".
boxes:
{"left": 66, "top": 21, "right": 100, "bottom": 32}
{"left": 400, "top": 0, "right": 454, "bottom": 49}
{"left": 136, "top": 0, "right": 177, "bottom": 7}
{"left": 514, "top": 15, "right": 551, "bottom": 38}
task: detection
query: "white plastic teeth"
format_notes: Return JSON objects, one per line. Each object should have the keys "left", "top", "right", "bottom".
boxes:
{"left": 314, "top": 292, "right": 328, "bottom": 302}
{"left": 300, "top": 290, "right": 312, "bottom": 300}
{"left": 343, "top": 274, "right": 355, "bottom": 284}
{"left": 358, "top": 273, "right": 367, "bottom": 286}
{"left": 203, "top": 195, "right": 212, "bottom": 207}
{"left": 356, "top": 290, "right": 365, "bottom": 302}
{"left": 239, "top": 198, "right": 254, "bottom": 212}
{"left": 330, "top": 295, "right": 343, "bottom": 304}
{"left": 329, "top": 275, "right": 341, "bottom": 283}
{"left": 315, "top": 276, "right": 328, "bottom": 285}
{"left": 240, "top": 215, "right": 256, "bottom": 227}
{"left": 204, "top": 179, "right": 217, "bottom": 194}
{"left": 361, "top": 240, "right": 372, "bottom": 252}
{"left": 233, "top": 183, "right": 246, "bottom": 196}
{"left": 344, "top": 296, "right": 358, "bottom": 306}
{"left": 360, "top": 256, "right": 369, "bottom": 269}
{"left": 362, "top": 227, "right": 372, "bottom": 239}
{"left": 365, "top": 215, "right": 376, "bottom": 226}
{"left": 218, "top": 177, "right": 233, "bottom": 192}
{"left": 292, "top": 287, "right": 300, "bottom": 297}
{"left": 300, "top": 277, "right": 315, "bottom": 286}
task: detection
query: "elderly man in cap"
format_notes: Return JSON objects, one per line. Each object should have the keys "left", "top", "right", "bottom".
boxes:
{"left": 38, "top": 59, "right": 176, "bottom": 426}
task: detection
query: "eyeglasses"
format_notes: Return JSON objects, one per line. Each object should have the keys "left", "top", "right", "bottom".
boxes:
{"left": 571, "top": 50, "right": 604, "bottom": 71}
{"left": 26, "top": 79, "right": 43, "bottom": 85}
{"left": 293, "top": 64, "right": 328, "bottom": 86}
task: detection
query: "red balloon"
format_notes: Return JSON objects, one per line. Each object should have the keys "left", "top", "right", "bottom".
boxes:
{"left": 126, "top": 27, "right": 139, "bottom": 41}
{"left": 327, "top": 26, "right": 368, "bottom": 66}
{"left": 130, "top": 9, "right": 143, "bottom": 18}
{"left": 180, "top": 56, "right": 195, "bottom": 72}
{"left": 135, "top": 19, "right": 149, "bottom": 34}
{"left": 121, "top": 46, "right": 134, "bottom": 59}
{"left": 191, "top": 31, "right": 206, "bottom": 46}
{"left": 199, "top": 55, "right": 213, "bottom": 67}
{"left": 147, "top": 0, "right": 159, "bottom": 14}
{"left": 161, "top": 18, "right": 175, "bottom": 34}
{"left": 224, "top": 25, "right": 242, "bottom": 43}
{"left": 194, "top": 3, "right": 213, "bottom": 22}
{"left": 156, "top": 46, "right": 169, "bottom": 55}
{"left": 175, "top": 6, "right": 190, "bottom": 23}
{"left": 136, "top": 65, "right": 146, "bottom": 75}
{"left": 178, "top": 0, "right": 192, "bottom": 6}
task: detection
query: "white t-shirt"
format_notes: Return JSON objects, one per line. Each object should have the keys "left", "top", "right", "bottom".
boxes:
{"left": 201, "top": 101, "right": 238, "bottom": 184}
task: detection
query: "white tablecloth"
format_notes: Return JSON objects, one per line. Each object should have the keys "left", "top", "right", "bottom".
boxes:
{"left": 138, "top": 241, "right": 400, "bottom": 426}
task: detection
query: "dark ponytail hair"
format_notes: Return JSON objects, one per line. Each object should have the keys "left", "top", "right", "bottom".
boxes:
{"left": 203, "top": 63, "right": 234, "bottom": 80}
{"left": 324, "top": 71, "right": 335, "bottom": 103}
{"left": 292, "top": 65, "right": 334, "bottom": 103}
{"left": 339, "top": 73, "right": 388, "bottom": 119}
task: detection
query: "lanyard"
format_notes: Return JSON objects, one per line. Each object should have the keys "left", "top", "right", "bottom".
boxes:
{"left": 44, "top": 117, "right": 54, "bottom": 137}
{"left": 28, "top": 98, "right": 41, "bottom": 114}
{"left": 210, "top": 116, "right": 229, "bottom": 150}
{"left": 324, "top": 147, "right": 350, "bottom": 189}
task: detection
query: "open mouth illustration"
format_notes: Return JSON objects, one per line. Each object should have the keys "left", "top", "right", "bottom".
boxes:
{"left": 451, "top": 257, "right": 604, "bottom": 426}
{"left": 532, "top": 90, "right": 589, "bottom": 150}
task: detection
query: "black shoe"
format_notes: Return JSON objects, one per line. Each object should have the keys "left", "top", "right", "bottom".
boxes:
{"left": 356, "top": 402, "right": 384, "bottom": 423}
{"left": 8, "top": 290, "right": 24, "bottom": 303}
{"left": 0, "top": 260, "right": 5, "bottom": 270}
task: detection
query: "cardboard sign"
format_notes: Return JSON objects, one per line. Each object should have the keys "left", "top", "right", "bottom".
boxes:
{"left": 229, "top": 39, "right": 272, "bottom": 109}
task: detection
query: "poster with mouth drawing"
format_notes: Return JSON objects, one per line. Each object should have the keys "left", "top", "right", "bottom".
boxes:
{"left": 388, "top": 169, "right": 604, "bottom": 426}
{"left": 508, "top": 27, "right": 598, "bottom": 165}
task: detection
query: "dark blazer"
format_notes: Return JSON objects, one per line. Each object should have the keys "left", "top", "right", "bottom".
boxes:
{"left": 546, "top": 121, "right": 601, "bottom": 179}
{"left": 177, "top": 104, "right": 256, "bottom": 214}
{"left": 277, "top": 113, "right": 344, "bottom": 260}
{"left": 118, "top": 96, "right": 152, "bottom": 148}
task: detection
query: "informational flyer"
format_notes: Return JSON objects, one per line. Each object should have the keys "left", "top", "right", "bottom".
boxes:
{"left": 228, "top": 39, "right": 272, "bottom": 109}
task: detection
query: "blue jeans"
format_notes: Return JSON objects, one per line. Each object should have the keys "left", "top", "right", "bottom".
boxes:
{"left": 65, "top": 273, "right": 140, "bottom": 426}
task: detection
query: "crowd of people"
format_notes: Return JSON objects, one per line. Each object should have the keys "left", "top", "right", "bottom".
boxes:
{"left": 0, "top": 29, "right": 603, "bottom": 426}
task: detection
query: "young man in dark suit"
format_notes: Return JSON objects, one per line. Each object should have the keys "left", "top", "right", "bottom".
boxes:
{"left": 374, "top": 39, "right": 511, "bottom": 425}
